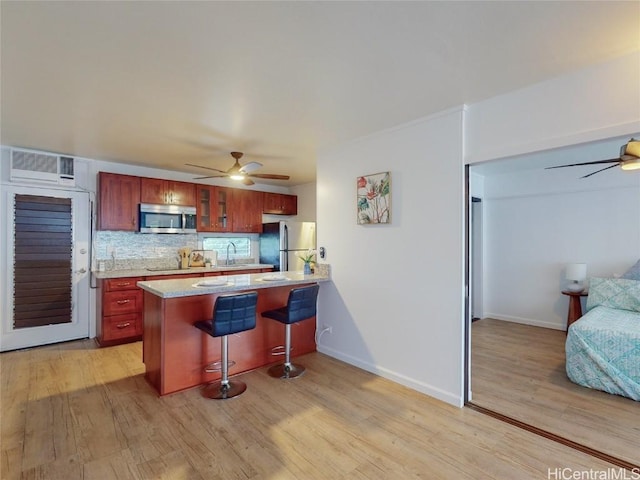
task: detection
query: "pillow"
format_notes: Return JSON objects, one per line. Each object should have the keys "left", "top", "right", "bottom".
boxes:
{"left": 621, "top": 259, "right": 640, "bottom": 281}
{"left": 586, "top": 277, "right": 640, "bottom": 313}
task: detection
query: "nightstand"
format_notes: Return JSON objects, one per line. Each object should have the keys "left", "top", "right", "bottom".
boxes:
{"left": 561, "top": 290, "right": 588, "bottom": 332}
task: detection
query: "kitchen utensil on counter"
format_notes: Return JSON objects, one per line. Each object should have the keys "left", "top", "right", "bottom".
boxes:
{"left": 178, "top": 247, "right": 192, "bottom": 269}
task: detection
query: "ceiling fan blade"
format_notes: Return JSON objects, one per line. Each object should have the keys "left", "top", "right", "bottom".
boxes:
{"left": 545, "top": 158, "right": 621, "bottom": 169}
{"left": 185, "top": 163, "right": 227, "bottom": 174}
{"left": 239, "top": 161, "right": 263, "bottom": 173}
{"left": 580, "top": 164, "right": 620, "bottom": 178}
{"left": 248, "top": 173, "right": 291, "bottom": 180}
{"left": 193, "top": 174, "right": 228, "bottom": 180}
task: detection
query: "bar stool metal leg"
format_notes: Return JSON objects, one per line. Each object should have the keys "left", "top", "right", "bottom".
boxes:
{"left": 268, "top": 324, "right": 305, "bottom": 379}
{"left": 202, "top": 335, "right": 247, "bottom": 399}
{"left": 194, "top": 291, "right": 257, "bottom": 400}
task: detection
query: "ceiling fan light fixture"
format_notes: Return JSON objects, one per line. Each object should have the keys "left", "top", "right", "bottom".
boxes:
{"left": 624, "top": 139, "right": 640, "bottom": 158}
{"left": 187, "top": 151, "right": 289, "bottom": 183}
{"left": 620, "top": 157, "right": 640, "bottom": 171}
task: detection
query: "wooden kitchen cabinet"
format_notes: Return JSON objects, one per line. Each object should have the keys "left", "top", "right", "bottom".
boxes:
{"left": 97, "top": 277, "right": 144, "bottom": 346}
{"left": 263, "top": 192, "right": 297, "bottom": 215}
{"left": 98, "top": 172, "right": 141, "bottom": 231}
{"left": 231, "top": 189, "right": 263, "bottom": 233}
{"left": 140, "top": 178, "right": 196, "bottom": 206}
{"left": 98, "top": 171, "right": 279, "bottom": 234}
{"left": 196, "top": 185, "right": 232, "bottom": 232}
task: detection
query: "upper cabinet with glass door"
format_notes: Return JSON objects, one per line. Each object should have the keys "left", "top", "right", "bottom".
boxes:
{"left": 196, "top": 185, "right": 232, "bottom": 232}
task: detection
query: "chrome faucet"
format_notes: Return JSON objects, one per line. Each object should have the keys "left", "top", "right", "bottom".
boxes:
{"left": 226, "top": 242, "right": 237, "bottom": 265}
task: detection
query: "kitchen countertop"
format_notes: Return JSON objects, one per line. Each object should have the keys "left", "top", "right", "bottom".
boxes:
{"left": 137, "top": 270, "right": 330, "bottom": 299}
{"left": 92, "top": 263, "right": 274, "bottom": 280}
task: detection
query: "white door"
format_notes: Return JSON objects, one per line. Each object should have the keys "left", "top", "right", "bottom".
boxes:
{"left": 1, "top": 185, "right": 91, "bottom": 351}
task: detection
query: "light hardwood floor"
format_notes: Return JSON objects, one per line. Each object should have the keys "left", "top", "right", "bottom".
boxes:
{"left": 471, "top": 318, "right": 640, "bottom": 466}
{"left": 1, "top": 338, "right": 621, "bottom": 479}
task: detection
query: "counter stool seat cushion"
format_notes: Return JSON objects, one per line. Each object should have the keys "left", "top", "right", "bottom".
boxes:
{"left": 262, "top": 284, "right": 320, "bottom": 325}
{"left": 194, "top": 292, "right": 258, "bottom": 337}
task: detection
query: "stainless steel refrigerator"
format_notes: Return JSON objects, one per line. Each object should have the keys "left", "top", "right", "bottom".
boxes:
{"left": 259, "top": 221, "right": 316, "bottom": 272}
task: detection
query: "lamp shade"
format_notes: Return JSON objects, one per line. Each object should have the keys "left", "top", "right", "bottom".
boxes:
{"left": 566, "top": 263, "right": 587, "bottom": 282}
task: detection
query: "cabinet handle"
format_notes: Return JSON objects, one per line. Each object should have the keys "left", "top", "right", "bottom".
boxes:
{"left": 116, "top": 322, "right": 131, "bottom": 329}
{"left": 116, "top": 299, "right": 131, "bottom": 305}
{"left": 116, "top": 282, "right": 131, "bottom": 287}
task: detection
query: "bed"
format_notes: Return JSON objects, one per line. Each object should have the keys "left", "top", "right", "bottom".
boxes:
{"left": 565, "top": 276, "right": 640, "bottom": 401}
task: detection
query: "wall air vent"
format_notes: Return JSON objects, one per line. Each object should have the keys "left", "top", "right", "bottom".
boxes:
{"left": 10, "top": 148, "right": 75, "bottom": 186}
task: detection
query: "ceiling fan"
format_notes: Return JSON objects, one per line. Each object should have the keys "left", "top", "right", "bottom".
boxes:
{"left": 545, "top": 138, "right": 640, "bottom": 178}
{"left": 186, "top": 151, "right": 290, "bottom": 185}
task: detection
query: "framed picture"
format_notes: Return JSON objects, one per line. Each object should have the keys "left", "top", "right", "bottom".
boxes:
{"left": 190, "top": 250, "right": 215, "bottom": 267}
{"left": 357, "top": 171, "right": 391, "bottom": 224}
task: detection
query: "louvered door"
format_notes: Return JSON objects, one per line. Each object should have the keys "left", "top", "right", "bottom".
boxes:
{"left": 1, "top": 186, "right": 90, "bottom": 351}
{"left": 14, "top": 195, "right": 73, "bottom": 328}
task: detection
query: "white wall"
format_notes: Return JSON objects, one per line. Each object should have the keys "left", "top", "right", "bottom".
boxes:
{"left": 290, "top": 182, "right": 316, "bottom": 222}
{"left": 466, "top": 52, "right": 640, "bottom": 164}
{"left": 315, "top": 52, "right": 640, "bottom": 407}
{"left": 480, "top": 167, "right": 640, "bottom": 329}
{"left": 316, "top": 108, "right": 465, "bottom": 406}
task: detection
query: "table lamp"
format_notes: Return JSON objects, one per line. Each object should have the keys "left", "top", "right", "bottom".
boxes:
{"left": 566, "top": 263, "right": 587, "bottom": 292}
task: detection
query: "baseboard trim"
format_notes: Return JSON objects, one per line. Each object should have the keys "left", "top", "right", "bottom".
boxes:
{"left": 483, "top": 313, "right": 565, "bottom": 331}
{"left": 466, "top": 402, "right": 640, "bottom": 471}
{"left": 317, "top": 345, "right": 463, "bottom": 407}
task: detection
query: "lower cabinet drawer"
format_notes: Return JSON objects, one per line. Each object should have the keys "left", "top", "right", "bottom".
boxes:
{"left": 102, "top": 313, "right": 141, "bottom": 341}
{"left": 103, "top": 290, "right": 143, "bottom": 316}
{"left": 105, "top": 277, "right": 143, "bottom": 292}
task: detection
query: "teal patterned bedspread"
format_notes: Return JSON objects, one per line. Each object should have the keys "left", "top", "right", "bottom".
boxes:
{"left": 566, "top": 305, "right": 640, "bottom": 401}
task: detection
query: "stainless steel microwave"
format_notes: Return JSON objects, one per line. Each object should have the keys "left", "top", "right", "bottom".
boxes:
{"left": 139, "top": 203, "right": 197, "bottom": 234}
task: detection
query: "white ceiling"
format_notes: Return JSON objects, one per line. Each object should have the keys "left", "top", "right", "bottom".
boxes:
{"left": 2, "top": 1, "right": 639, "bottom": 185}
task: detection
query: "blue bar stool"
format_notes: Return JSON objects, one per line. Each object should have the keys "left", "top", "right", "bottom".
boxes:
{"left": 194, "top": 291, "right": 258, "bottom": 399}
{"left": 262, "top": 284, "right": 320, "bottom": 379}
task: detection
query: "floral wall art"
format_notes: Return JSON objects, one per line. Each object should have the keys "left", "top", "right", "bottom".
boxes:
{"left": 357, "top": 172, "right": 391, "bottom": 224}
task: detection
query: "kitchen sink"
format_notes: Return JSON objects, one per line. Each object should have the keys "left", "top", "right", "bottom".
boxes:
{"left": 146, "top": 266, "right": 182, "bottom": 271}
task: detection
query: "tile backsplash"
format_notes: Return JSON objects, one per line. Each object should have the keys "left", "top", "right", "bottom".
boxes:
{"left": 93, "top": 231, "right": 259, "bottom": 271}
{"left": 93, "top": 231, "right": 200, "bottom": 271}
{"left": 94, "top": 231, "right": 199, "bottom": 261}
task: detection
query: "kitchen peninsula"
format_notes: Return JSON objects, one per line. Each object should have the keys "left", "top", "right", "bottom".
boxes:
{"left": 94, "top": 263, "right": 275, "bottom": 347}
{"left": 137, "top": 269, "right": 330, "bottom": 395}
